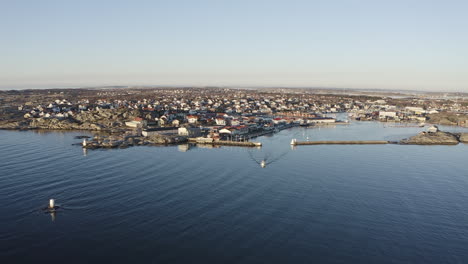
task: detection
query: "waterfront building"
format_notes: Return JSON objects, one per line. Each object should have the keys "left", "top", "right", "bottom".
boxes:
{"left": 308, "top": 117, "right": 336, "bottom": 123}
{"left": 178, "top": 127, "right": 202, "bottom": 137}
{"left": 379, "top": 111, "right": 397, "bottom": 119}
{"left": 125, "top": 117, "right": 147, "bottom": 128}
{"left": 428, "top": 125, "right": 439, "bottom": 133}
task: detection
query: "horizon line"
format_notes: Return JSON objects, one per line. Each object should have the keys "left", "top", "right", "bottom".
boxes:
{"left": 1, "top": 85, "right": 468, "bottom": 95}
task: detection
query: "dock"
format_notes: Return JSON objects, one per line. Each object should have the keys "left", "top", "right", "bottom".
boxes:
{"left": 211, "top": 141, "right": 262, "bottom": 147}
{"left": 189, "top": 138, "right": 261, "bottom": 147}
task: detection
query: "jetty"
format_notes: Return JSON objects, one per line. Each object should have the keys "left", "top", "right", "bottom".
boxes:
{"left": 291, "top": 138, "right": 390, "bottom": 145}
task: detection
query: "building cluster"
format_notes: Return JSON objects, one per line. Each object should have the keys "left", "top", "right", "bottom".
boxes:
{"left": 350, "top": 98, "right": 468, "bottom": 125}
{"left": 3, "top": 87, "right": 467, "bottom": 134}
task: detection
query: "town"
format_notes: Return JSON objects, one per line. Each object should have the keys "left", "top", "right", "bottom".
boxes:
{"left": 1, "top": 87, "right": 467, "bottom": 148}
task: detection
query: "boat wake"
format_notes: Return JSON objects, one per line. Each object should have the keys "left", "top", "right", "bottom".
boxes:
{"left": 248, "top": 149, "right": 289, "bottom": 168}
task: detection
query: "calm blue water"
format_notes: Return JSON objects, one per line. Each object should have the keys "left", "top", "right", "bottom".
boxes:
{"left": 1, "top": 122, "right": 468, "bottom": 263}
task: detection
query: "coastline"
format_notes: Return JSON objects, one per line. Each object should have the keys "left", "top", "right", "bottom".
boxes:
{"left": 2, "top": 121, "right": 467, "bottom": 148}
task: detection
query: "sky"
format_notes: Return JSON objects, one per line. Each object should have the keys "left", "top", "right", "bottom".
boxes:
{"left": 1, "top": 0, "right": 467, "bottom": 91}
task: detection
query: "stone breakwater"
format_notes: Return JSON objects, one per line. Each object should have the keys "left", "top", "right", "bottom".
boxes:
{"left": 293, "top": 140, "right": 392, "bottom": 145}
{"left": 293, "top": 131, "right": 468, "bottom": 146}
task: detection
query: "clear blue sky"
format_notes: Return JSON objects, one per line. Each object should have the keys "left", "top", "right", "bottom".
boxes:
{"left": 1, "top": 0, "right": 467, "bottom": 91}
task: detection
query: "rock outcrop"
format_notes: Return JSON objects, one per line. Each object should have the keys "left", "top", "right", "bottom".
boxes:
{"left": 400, "top": 131, "right": 460, "bottom": 145}
{"left": 459, "top": 133, "right": 468, "bottom": 143}
{"left": 0, "top": 109, "right": 142, "bottom": 131}
{"left": 427, "top": 113, "right": 468, "bottom": 126}
{"left": 23, "top": 118, "right": 106, "bottom": 130}
{"left": 82, "top": 134, "right": 188, "bottom": 149}
{"left": 73, "top": 109, "right": 139, "bottom": 127}
{"left": 0, "top": 120, "right": 26, "bottom": 129}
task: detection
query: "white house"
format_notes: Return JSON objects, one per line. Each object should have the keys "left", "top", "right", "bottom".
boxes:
{"left": 172, "top": 120, "right": 180, "bottom": 127}
{"left": 215, "top": 117, "right": 227, "bottom": 126}
{"left": 218, "top": 128, "right": 231, "bottom": 134}
{"left": 379, "top": 111, "right": 397, "bottom": 118}
{"left": 405, "top": 107, "right": 425, "bottom": 114}
{"left": 428, "top": 125, "right": 439, "bottom": 133}
{"left": 125, "top": 117, "right": 147, "bottom": 128}
{"left": 187, "top": 115, "right": 198, "bottom": 124}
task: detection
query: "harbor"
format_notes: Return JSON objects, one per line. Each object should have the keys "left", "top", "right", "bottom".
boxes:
{"left": 3, "top": 120, "right": 468, "bottom": 263}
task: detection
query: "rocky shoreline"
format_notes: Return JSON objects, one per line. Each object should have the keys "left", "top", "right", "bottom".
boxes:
{"left": 400, "top": 129, "right": 468, "bottom": 145}
{"left": 0, "top": 108, "right": 188, "bottom": 149}
{"left": 81, "top": 133, "right": 188, "bottom": 149}
{"left": 0, "top": 109, "right": 140, "bottom": 131}
{"left": 460, "top": 133, "right": 468, "bottom": 143}
{"left": 2, "top": 115, "right": 467, "bottom": 148}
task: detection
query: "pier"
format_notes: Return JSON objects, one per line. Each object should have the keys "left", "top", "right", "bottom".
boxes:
{"left": 211, "top": 140, "right": 262, "bottom": 147}
{"left": 189, "top": 138, "right": 261, "bottom": 147}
